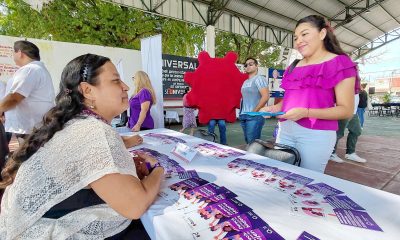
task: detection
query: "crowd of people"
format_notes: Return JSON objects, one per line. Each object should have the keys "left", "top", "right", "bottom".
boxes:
{"left": 0, "top": 14, "right": 369, "bottom": 238}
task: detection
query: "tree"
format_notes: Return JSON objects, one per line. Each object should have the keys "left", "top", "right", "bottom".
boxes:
{"left": 1, "top": 0, "right": 282, "bottom": 67}
{"left": 0, "top": 0, "right": 204, "bottom": 56}
{"left": 215, "top": 31, "right": 283, "bottom": 68}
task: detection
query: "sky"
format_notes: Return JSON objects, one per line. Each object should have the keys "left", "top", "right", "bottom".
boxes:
{"left": 358, "top": 38, "right": 400, "bottom": 83}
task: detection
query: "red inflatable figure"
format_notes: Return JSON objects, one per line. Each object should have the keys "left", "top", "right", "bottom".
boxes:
{"left": 184, "top": 51, "right": 248, "bottom": 124}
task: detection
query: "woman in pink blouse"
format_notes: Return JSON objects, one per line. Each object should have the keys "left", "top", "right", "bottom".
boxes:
{"left": 261, "top": 15, "right": 358, "bottom": 173}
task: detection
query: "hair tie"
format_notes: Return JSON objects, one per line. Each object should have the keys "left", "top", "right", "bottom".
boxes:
{"left": 65, "top": 88, "right": 72, "bottom": 94}
{"left": 81, "top": 64, "right": 89, "bottom": 81}
{"left": 325, "top": 21, "right": 334, "bottom": 33}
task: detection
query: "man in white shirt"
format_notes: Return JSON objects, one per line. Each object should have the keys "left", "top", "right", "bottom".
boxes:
{"left": 0, "top": 40, "right": 55, "bottom": 145}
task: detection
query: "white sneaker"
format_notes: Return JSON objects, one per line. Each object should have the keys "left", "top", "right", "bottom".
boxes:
{"left": 330, "top": 153, "right": 344, "bottom": 163}
{"left": 345, "top": 153, "right": 367, "bottom": 163}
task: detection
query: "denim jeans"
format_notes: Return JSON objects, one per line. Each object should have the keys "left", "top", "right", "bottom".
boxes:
{"left": 239, "top": 114, "right": 265, "bottom": 144}
{"left": 357, "top": 107, "right": 366, "bottom": 127}
{"left": 208, "top": 119, "right": 227, "bottom": 145}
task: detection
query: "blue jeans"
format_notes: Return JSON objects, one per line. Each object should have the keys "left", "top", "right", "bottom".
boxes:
{"left": 357, "top": 107, "right": 366, "bottom": 127}
{"left": 208, "top": 119, "right": 227, "bottom": 145}
{"left": 239, "top": 114, "right": 265, "bottom": 144}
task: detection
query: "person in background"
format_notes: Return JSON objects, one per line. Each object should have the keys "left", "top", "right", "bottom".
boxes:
{"left": 0, "top": 40, "right": 55, "bottom": 146}
{"left": 180, "top": 86, "right": 197, "bottom": 135}
{"left": 0, "top": 54, "right": 164, "bottom": 239}
{"left": 0, "top": 81, "right": 8, "bottom": 168}
{"left": 239, "top": 57, "right": 270, "bottom": 145}
{"left": 357, "top": 83, "right": 368, "bottom": 128}
{"left": 330, "top": 88, "right": 367, "bottom": 163}
{"left": 128, "top": 71, "right": 156, "bottom": 132}
{"left": 260, "top": 15, "right": 358, "bottom": 173}
{"left": 208, "top": 119, "right": 227, "bottom": 145}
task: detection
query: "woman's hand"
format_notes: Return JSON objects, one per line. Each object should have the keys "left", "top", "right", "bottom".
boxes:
{"left": 279, "top": 108, "right": 308, "bottom": 121}
{"left": 132, "top": 155, "right": 149, "bottom": 180}
{"left": 122, "top": 135, "right": 143, "bottom": 148}
{"left": 132, "top": 124, "right": 141, "bottom": 132}
{"left": 259, "top": 104, "right": 282, "bottom": 118}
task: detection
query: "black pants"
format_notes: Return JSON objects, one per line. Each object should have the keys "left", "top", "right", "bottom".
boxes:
{"left": 0, "top": 122, "right": 9, "bottom": 172}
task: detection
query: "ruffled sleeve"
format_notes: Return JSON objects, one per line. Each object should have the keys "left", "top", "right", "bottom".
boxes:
{"left": 281, "top": 55, "right": 357, "bottom": 90}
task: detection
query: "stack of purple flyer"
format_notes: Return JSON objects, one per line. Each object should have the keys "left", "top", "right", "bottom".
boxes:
{"left": 193, "top": 143, "right": 245, "bottom": 159}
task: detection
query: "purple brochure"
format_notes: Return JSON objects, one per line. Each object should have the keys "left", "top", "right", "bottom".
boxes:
{"left": 193, "top": 211, "right": 272, "bottom": 240}
{"left": 178, "top": 170, "right": 199, "bottom": 179}
{"left": 184, "top": 198, "right": 252, "bottom": 231}
{"left": 183, "top": 189, "right": 238, "bottom": 214}
{"left": 143, "top": 133, "right": 186, "bottom": 143}
{"left": 224, "top": 225, "right": 285, "bottom": 240}
{"left": 334, "top": 209, "right": 383, "bottom": 231}
{"left": 264, "top": 169, "right": 292, "bottom": 185}
{"left": 274, "top": 173, "right": 314, "bottom": 193}
{"left": 324, "top": 195, "right": 365, "bottom": 211}
{"left": 306, "top": 183, "right": 344, "bottom": 196}
{"left": 159, "top": 177, "right": 209, "bottom": 202}
{"left": 297, "top": 231, "right": 320, "bottom": 240}
{"left": 176, "top": 183, "right": 228, "bottom": 208}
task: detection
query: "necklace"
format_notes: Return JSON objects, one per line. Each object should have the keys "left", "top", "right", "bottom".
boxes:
{"left": 81, "top": 108, "right": 110, "bottom": 125}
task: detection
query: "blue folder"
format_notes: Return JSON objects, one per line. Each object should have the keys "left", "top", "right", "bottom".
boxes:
{"left": 243, "top": 111, "right": 285, "bottom": 117}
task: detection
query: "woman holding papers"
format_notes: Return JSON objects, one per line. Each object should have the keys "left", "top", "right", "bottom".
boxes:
{"left": 0, "top": 54, "right": 164, "bottom": 239}
{"left": 128, "top": 71, "right": 156, "bottom": 131}
{"left": 261, "top": 15, "right": 358, "bottom": 173}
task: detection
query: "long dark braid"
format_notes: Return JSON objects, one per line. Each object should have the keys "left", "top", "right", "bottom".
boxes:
{"left": 0, "top": 54, "right": 110, "bottom": 188}
{"left": 296, "top": 15, "right": 346, "bottom": 56}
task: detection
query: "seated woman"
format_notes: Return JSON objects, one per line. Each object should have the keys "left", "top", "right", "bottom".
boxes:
{"left": 128, "top": 71, "right": 156, "bottom": 132}
{"left": 0, "top": 54, "right": 164, "bottom": 239}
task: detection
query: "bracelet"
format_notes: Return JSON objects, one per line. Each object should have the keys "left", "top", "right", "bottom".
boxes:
{"left": 145, "top": 162, "right": 163, "bottom": 173}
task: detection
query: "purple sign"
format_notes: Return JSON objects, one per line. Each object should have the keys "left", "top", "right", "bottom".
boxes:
{"left": 334, "top": 209, "right": 383, "bottom": 231}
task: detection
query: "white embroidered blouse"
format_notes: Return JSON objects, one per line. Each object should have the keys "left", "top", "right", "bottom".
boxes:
{"left": 0, "top": 116, "right": 138, "bottom": 239}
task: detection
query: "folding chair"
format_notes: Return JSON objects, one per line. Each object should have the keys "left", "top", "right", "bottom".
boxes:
{"left": 247, "top": 139, "right": 301, "bottom": 166}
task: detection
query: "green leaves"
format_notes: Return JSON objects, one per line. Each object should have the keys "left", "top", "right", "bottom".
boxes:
{"left": 0, "top": 0, "right": 281, "bottom": 67}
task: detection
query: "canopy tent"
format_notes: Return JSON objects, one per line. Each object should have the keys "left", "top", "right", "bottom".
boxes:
{"left": 24, "top": 0, "right": 400, "bottom": 59}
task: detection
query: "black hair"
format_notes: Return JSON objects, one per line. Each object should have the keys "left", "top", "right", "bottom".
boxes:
{"left": 0, "top": 54, "right": 110, "bottom": 188}
{"left": 296, "top": 15, "right": 346, "bottom": 56}
{"left": 244, "top": 57, "right": 258, "bottom": 65}
{"left": 14, "top": 40, "right": 41, "bottom": 61}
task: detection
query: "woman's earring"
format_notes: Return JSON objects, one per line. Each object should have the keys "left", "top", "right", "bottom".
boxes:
{"left": 89, "top": 100, "right": 95, "bottom": 109}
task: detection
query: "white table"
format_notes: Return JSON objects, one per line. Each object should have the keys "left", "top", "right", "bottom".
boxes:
{"left": 165, "top": 110, "right": 180, "bottom": 123}
{"left": 126, "top": 128, "right": 400, "bottom": 240}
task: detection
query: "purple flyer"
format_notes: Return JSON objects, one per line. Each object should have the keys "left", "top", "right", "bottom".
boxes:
{"left": 193, "top": 211, "right": 274, "bottom": 239}
{"left": 306, "top": 183, "right": 344, "bottom": 196}
{"left": 297, "top": 231, "right": 320, "bottom": 240}
{"left": 159, "top": 177, "right": 209, "bottom": 202}
{"left": 324, "top": 195, "right": 365, "bottom": 211}
{"left": 284, "top": 173, "right": 314, "bottom": 186}
{"left": 143, "top": 133, "right": 186, "bottom": 143}
{"left": 183, "top": 189, "right": 238, "bottom": 213}
{"left": 216, "top": 211, "right": 268, "bottom": 237}
{"left": 184, "top": 198, "right": 252, "bottom": 231}
{"left": 178, "top": 170, "right": 199, "bottom": 179}
{"left": 194, "top": 143, "right": 245, "bottom": 158}
{"left": 223, "top": 225, "right": 285, "bottom": 240}
{"left": 334, "top": 209, "right": 383, "bottom": 231}
{"left": 264, "top": 169, "right": 292, "bottom": 185}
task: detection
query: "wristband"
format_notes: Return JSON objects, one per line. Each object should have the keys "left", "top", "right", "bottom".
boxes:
{"left": 145, "top": 162, "right": 162, "bottom": 173}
